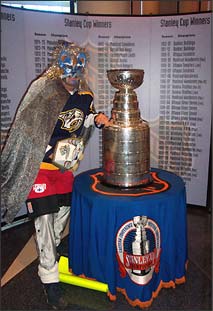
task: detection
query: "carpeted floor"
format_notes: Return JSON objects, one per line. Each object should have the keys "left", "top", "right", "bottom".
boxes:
{"left": 1, "top": 205, "right": 212, "bottom": 310}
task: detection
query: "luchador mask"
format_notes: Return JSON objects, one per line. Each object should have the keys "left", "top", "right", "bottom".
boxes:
{"left": 45, "top": 41, "right": 88, "bottom": 80}
{"left": 58, "top": 46, "right": 87, "bottom": 78}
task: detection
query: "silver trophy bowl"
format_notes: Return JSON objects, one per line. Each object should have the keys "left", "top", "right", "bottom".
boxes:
{"left": 102, "top": 69, "right": 152, "bottom": 188}
{"left": 107, "top": 69, "right": 144, "bottom": 91}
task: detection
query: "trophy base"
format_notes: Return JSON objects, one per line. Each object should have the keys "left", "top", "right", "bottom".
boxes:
{"left": 100, "top": 174, "right": 153, "bottom": 190}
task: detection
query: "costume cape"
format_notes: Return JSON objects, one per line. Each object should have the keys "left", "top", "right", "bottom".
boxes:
{"left": 1, "top": 76, "right": 70, "bottom": 223}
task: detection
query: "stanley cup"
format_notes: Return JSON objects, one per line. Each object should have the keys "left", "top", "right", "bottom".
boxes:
{"left": 102, "top": 69, "right": 152, "bottom": 187}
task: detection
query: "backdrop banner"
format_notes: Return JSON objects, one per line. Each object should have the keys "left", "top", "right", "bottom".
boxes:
{"left": 1, "top": 7, "right": 211, "bottom": 219}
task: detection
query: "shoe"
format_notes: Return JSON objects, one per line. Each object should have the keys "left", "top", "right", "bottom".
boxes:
{"left": 43, "top": 282, "right": 68, "bottom": 309}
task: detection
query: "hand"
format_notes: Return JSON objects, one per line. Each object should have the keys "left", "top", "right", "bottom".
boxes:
{"left": 49, "top": 153, "right": 53, "bottom": 159}
{"left": 95, "top": 113, "right": 111, "bottom": 127}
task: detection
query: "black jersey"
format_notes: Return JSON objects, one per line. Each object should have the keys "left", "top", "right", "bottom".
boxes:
{"left": 43, "top": 90, "right": 97, "bottom": 163}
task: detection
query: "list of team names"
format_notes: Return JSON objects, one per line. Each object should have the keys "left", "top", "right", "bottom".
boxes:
{"left": 97, "top": 35, "right": 135, "bottom": 113}
{"left": 1, "top": 56, "right": 12, "bottom": 146}
{"left": 159, "top": 35, "right": 206, "bottom": 182}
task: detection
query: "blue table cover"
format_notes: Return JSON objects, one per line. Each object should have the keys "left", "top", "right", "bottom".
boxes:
{"left": 69, "top": 168, "right": 188, "bottom": 308}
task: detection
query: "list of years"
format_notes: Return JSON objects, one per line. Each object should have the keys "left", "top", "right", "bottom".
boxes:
{"left": 34, "top": 37, "right": 58, "bottom": 75}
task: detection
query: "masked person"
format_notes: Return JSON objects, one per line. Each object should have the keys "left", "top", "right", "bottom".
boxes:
{"left": 1, "top": 41, "right": 110, "bottom": 309}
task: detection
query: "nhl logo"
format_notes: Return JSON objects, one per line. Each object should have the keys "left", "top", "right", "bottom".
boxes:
{"left": 33, "top": 183, "right": 46, "bottom": 193}
{"left": 116, "top": 216, "right": 161, "bottom": 285}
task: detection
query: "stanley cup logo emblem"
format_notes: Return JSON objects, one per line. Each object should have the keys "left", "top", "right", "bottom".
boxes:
{"left": 132, "top": 216, "right": 151, "bottom": 275}
{"left": 102, "top": 69, "right": 152, "bottom": 187}
{"left": 116, "top": 215, "right": 161, "bottom": 285}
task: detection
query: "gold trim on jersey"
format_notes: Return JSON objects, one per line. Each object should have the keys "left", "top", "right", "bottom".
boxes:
{"left": 40, "top": 162, "right": 59, "bottom": 170}
{"left": 78, "top": 90, "right": 93, "bottom": 97}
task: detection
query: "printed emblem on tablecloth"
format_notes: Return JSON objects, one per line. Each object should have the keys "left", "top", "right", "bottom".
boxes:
{"left": 116, "top": 216, "right": 161, "bottom": 285}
